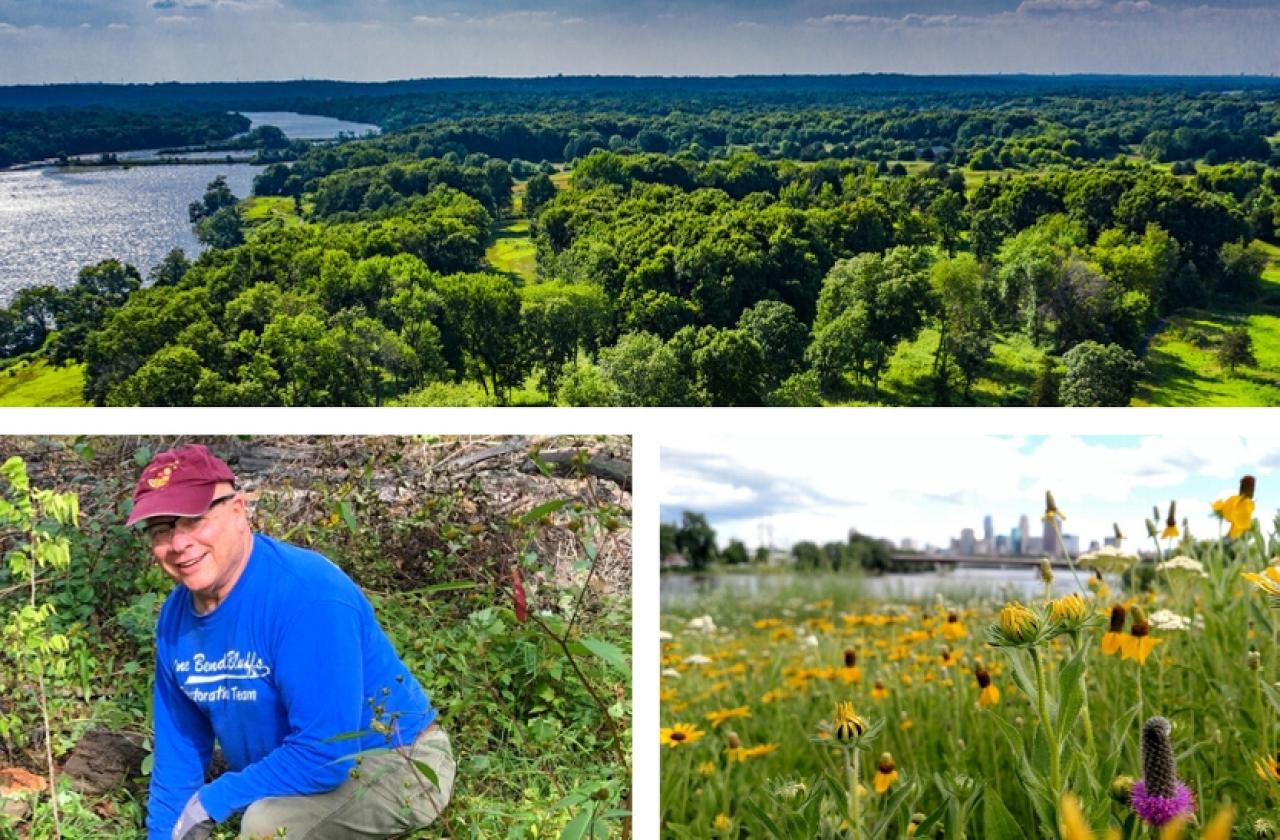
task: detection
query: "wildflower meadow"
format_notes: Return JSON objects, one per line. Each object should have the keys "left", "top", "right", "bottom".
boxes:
{"left": 661, "top": 478, "right": 1280, "bottom": 839}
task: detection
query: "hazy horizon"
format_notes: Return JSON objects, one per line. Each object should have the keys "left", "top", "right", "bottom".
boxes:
{"left": 1, "top": 1, "right": 1276, "bottom": 85}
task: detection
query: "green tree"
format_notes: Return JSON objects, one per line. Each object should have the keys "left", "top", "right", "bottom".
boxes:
{"left": 196, "top": 205, "right": 245, "bottom": 249}
{"left": 737, "top": 300, "right": 807, "bottom": 391}
{"left": 49, "top": 260, "right": 142, "bottom": 365}
{"left": 674, "top": 511, "right": 718, "bottom": 572}
{"left": 521, "top": 283, "right": 610, "bottom": 401}
{"left": 596, "top": 332, "right": 700, "bottom": 407}
{"left": 436, "top": 273, "right": 527, "bottom": 402}
{"left": 105, "top": 345, "right": 206, "bottom": 406}
{"left": 1059, "top": 341, "right": 1142, "bottom": 406}
{"left": 930, "top": 253, "right": 993, "bottom": 403}
{"left": 808, "top": 247, "right": 933, "bottom": 398}
{"left": 524, "top": 172, "right": 557, "bottom": 216}
{"left": 1217, "top": 326, "right": 1257, "bottom": 374}
{"left": 149, "top": 248, "right": 191, "bottom": 288}
{"left": 691, "top": 328, "right": 766, "bottom": 406}
{"left": 188, "top": 175, "right": 238, "bottom": 224}
{"left": 722, "top": 539, "right": 750, "bottom": 566}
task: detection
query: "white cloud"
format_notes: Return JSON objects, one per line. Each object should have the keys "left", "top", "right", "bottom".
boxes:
{"left": 155, "top": 14, "right": 199, "bottom": 24}
{"left": 1018, "top": 0, "right": 1106, "bottom": 12}
{"left": 412, "top": 15, "right": 447, "bottom": 25}
{"left": 107, "top": 22, "right": 129, "bottom": 29}
{"left": 662, "top": 435, "right": 1280, "bottom": 550}
{"left": 805, "top": 14, "right": 886, "bottom": 27}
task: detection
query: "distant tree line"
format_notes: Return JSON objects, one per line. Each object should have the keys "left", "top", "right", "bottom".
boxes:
{"left": 660, "top": 511, "right": 894, "bottom": 573}
{"left": 0, "top": 108, "right": 249, "bottom": 168}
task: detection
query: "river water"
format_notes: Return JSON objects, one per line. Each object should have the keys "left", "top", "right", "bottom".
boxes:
{"left": 0, "top": 111, "right": 376, "bottom": 304}
{"left": 661, "top": 567, "right": 1090, "bottom": 610}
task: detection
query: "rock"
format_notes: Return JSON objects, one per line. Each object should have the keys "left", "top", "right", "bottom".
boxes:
{"left": 61, "top": 729, "right": 149, "bottom": 796}
{"left": 0, "top": 767, "right": 46, "bottom": 822}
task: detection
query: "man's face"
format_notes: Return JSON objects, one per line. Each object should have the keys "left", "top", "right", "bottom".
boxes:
{"left": 145, "top": 481, "right": 250, "bottom": 604}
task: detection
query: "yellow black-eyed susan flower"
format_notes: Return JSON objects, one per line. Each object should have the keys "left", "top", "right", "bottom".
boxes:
{"left": 942, "top": 611, "right": 968, "bottom": 640}
{"left": 1102, "top": 604, "right": 1126, "bottom": 656}
{"left": 834, "top": 701, "right": 867, "bottom": 742}
{"left": 871, "top": 679, "right": 888, "bottom": 700}
{"left": 839, "top": 648, "right": 863, "bottom": 684}
{"left": 705, "top": 705, "right": 751, "bottom": 728}
{"left": 1244, "top": 565, "right": 1280, "bottom": 601}
{"left": 974, "top": 663, "right": 1000, "bottom": 707}
{"left": 1121, "top": 605, "right": 1160, "bottom": 665}
{"left": 1213, "top": 475, "right": 1257, "bottom": 539}
{"left": 874, "top": 752, "right": 899, "bottom": 794}
{"left": 660, "top": 723, "right": 705, "bottom": 747}
{"left": 1256, "top": 752, "right": 1280, "bottom": 782}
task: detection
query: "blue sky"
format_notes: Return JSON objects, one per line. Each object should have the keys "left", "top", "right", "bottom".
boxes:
{"left": 661, "top": 434, "right": 1280, "bottom": 552}
{"left": 0, "top": 1, "right": 1276, "bottom": 83}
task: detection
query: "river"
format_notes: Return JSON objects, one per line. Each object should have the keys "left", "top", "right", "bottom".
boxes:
{"left": 661, "top": 567, "right": 1091, "bottom": 609}
{"left": 0, "top": 111, "right": 376, "bottom": 304}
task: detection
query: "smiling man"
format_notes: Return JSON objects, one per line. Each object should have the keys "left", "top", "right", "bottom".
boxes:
{"left": 128, "top": 444, "right": 454, "bottom": 840}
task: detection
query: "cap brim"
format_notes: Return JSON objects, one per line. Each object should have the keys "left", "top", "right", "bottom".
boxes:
{"left": 126, "top": 483, "right": 218, "bottom": 526}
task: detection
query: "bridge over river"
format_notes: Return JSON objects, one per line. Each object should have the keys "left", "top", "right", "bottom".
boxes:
{"left": 889, "top": 552, "right": 1103, "bottom": 570}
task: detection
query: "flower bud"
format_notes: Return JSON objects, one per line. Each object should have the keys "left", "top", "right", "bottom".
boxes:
{"left": 1248, "top": 649, "right": 1262, "bottom": 671}
{"left": 999, "top": 601, "right": 1041, "bottom": 643}
{"left": 1110, "top": 775, "right": 1136, "bottom": 805}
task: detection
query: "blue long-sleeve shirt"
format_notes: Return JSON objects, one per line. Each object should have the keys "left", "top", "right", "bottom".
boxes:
{"left": 146, "top": 534, "right": 436, "bottom": 839}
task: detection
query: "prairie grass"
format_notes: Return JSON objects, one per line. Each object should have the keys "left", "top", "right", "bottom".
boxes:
{"left": 661, "top": 504, "right": 1280, "bottom": 838}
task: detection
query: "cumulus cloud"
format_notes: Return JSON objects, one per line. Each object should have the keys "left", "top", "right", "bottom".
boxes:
{"left": 411, "top": 14, "right": 447, "bottom": 25}
{"left": 661, "top": 434, "right": 1280, "bottom": 549}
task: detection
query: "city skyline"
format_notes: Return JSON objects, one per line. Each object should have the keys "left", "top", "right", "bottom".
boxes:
{"left": 0, "top": 1, "right": 1277, "bottom": 83}
{"left": 661, "top": 434, "right": 1280, "bottom": 553}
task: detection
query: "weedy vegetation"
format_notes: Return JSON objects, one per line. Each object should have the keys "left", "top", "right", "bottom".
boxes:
{"left": 0, "top": 436, "right": 631, "bottom": 839}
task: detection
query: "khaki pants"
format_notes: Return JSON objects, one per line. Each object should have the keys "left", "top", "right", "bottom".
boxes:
{"left": 239, "top": 726, "right": 455, "bottom": 839}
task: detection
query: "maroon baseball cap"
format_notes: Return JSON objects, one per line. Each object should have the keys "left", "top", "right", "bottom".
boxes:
{"left": 126, "top": 444, "right": 237, "bottom": 526}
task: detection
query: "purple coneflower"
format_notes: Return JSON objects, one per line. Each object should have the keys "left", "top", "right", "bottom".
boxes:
{"left": 1130, "top": 716, "right": 1195, "bottom": 827}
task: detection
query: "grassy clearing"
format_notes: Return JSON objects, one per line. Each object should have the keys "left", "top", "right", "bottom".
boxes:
{"left": 837, "top": 329, "right": 1043, "bottom": 407}
{"left": 241, "top": 195, "right": 304, "bottom": 229}
{"left": 662, "top": 519, "right": 1278, "bottom": 838}
{"left": 1134, "top": 242, "right": 1280, "bottom": 406}
{"left": 485, "top": 217, "right": 538, "bottom": 283}
{"left": 0, "top": 359, "right": 88, "bottom": 406}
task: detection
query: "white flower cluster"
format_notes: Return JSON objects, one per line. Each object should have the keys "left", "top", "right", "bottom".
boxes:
{"left": 1156, "top": 555, "right": 1207, "bottom": 578}
{"left": 1147, "top": 609, "right": 1200, "bottom": 631}
{"left": 686, "top": 615, "right": 717, "bottom": 633}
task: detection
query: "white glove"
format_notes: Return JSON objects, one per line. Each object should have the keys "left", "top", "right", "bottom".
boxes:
{"left": 172, "top": 792, "right": 214, "bottom": 840}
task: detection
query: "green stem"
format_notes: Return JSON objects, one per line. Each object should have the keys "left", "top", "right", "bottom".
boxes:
{"left": 844, "top": 747, "right": 863, "bottom": 840}
{"left": 1048, "top": 516, "right": 1084, "bottom": 594}
{"left": 1031, "top": 648, "right": 1062, "bottom": 798}
{"left": 1071, "top": 636, "right": 1096, "bottom": 759}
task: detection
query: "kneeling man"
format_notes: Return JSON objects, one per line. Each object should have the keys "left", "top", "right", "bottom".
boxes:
{"left": 131, "top": 444, "right": 454, "bottom": 840}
